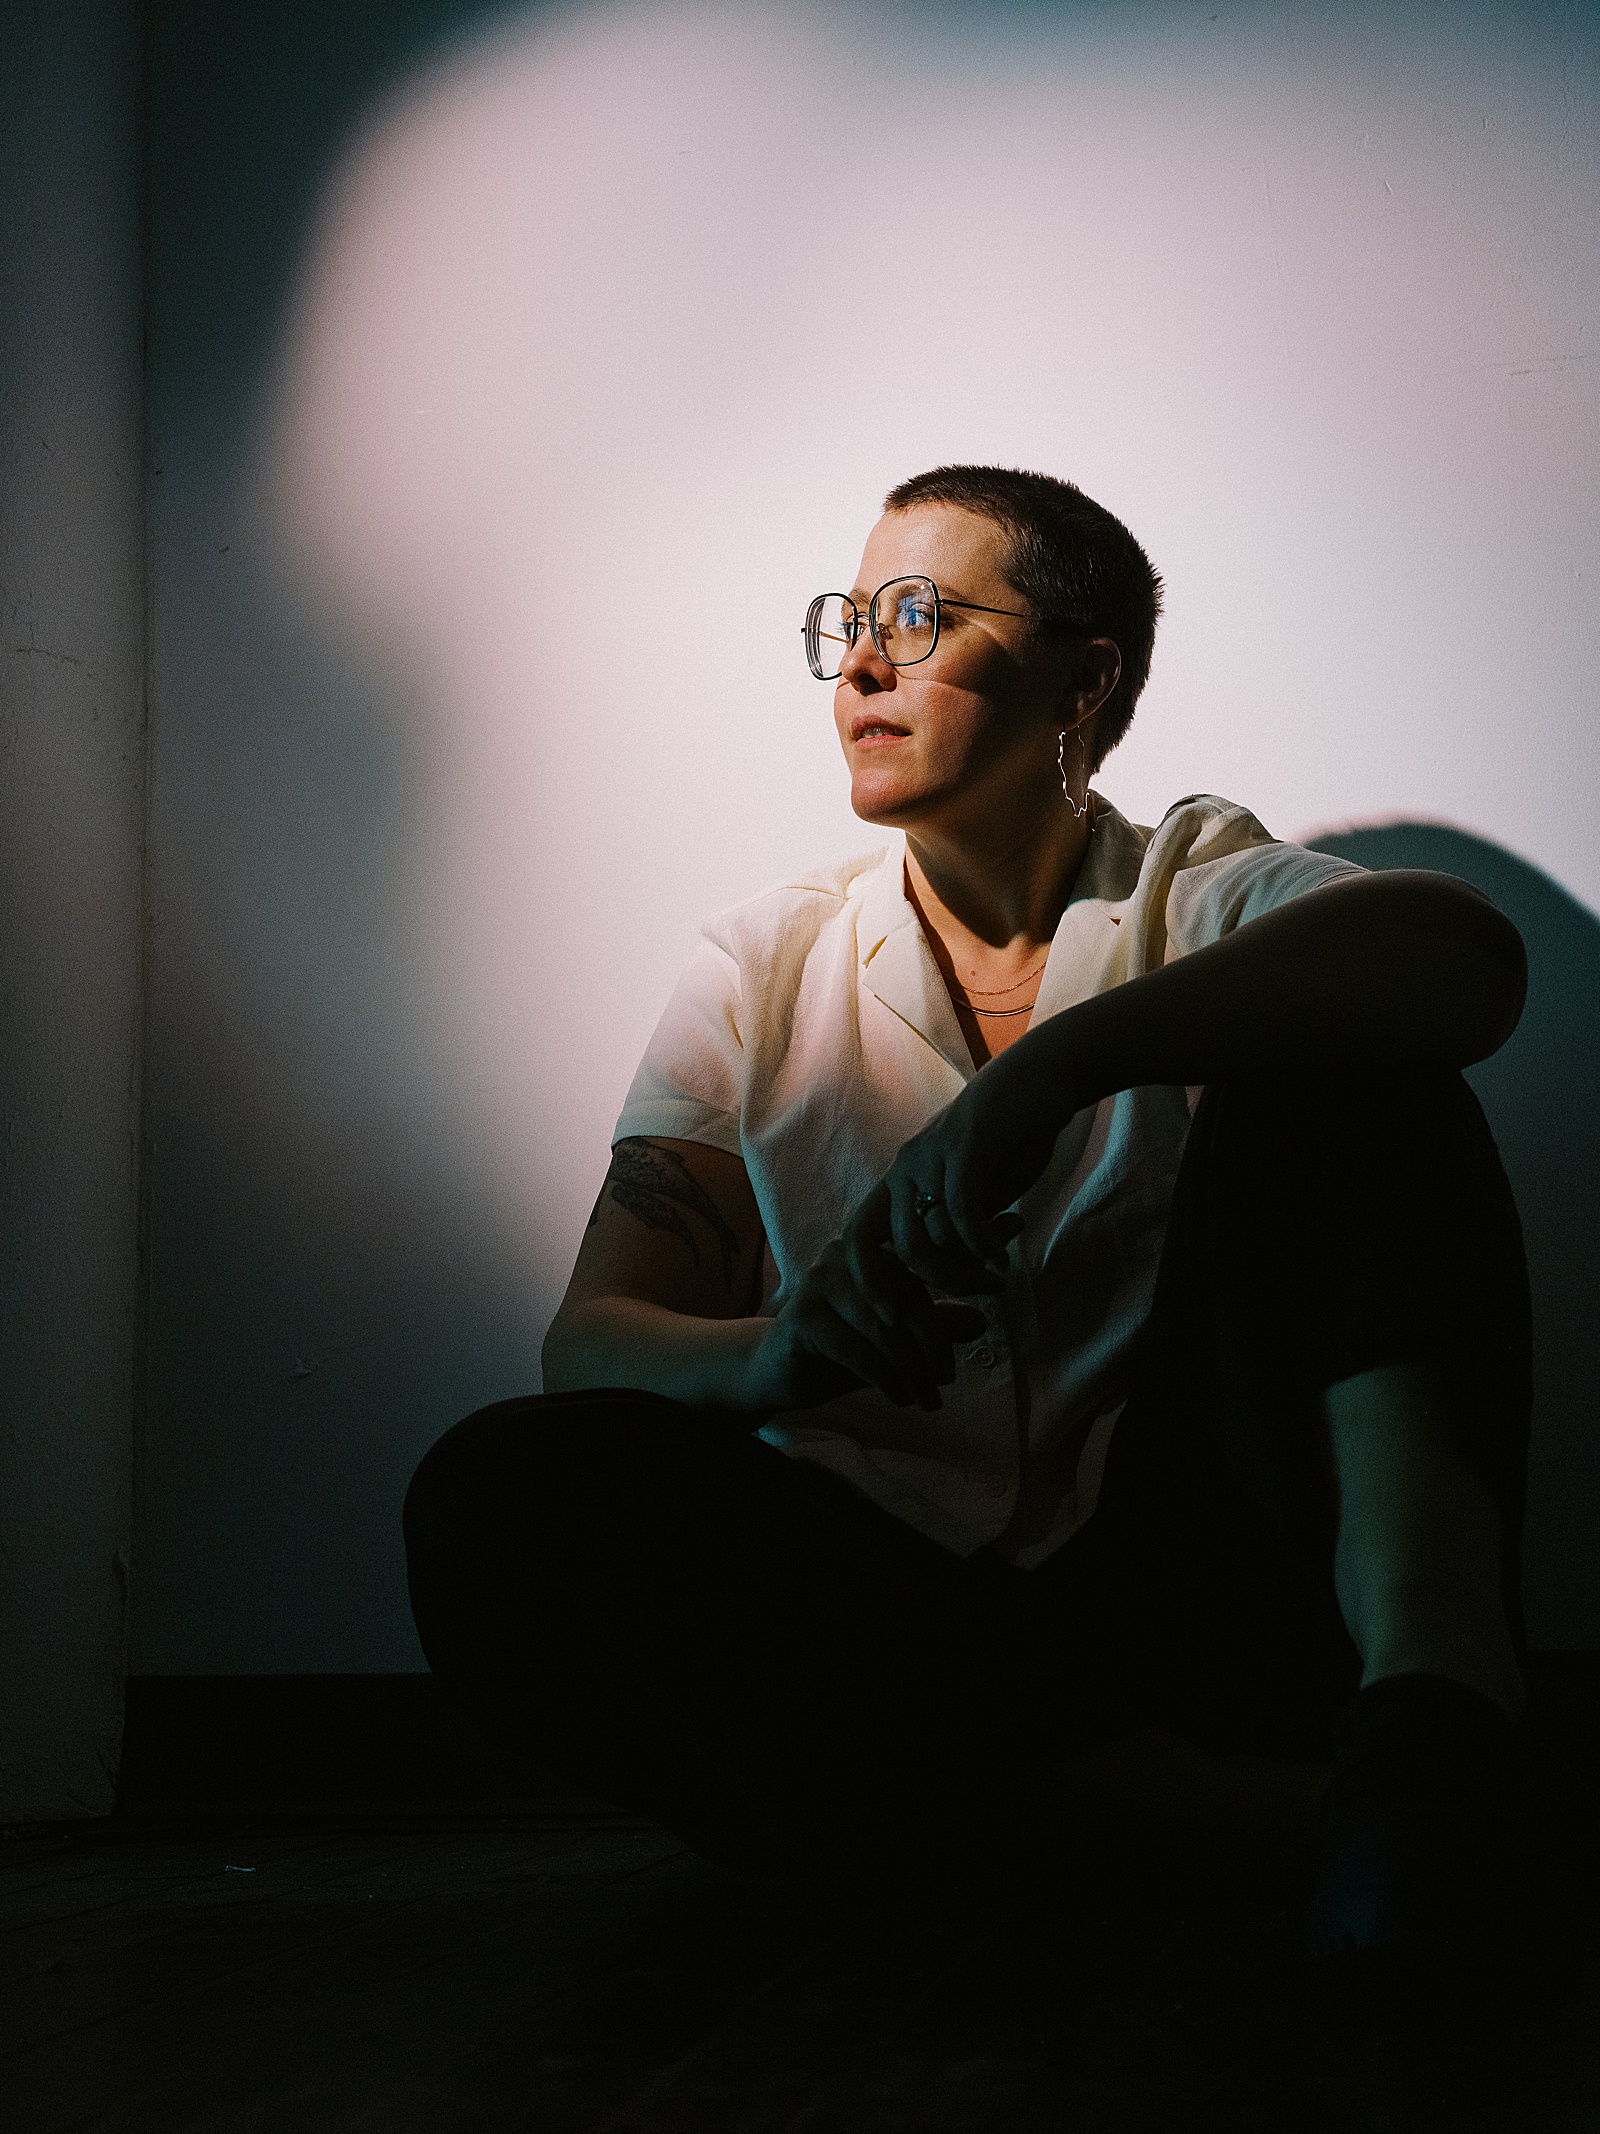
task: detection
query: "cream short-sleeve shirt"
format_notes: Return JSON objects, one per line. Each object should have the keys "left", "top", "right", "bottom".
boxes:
{"left": 613, "top": 794, "right": 1363, "bottom": 1567}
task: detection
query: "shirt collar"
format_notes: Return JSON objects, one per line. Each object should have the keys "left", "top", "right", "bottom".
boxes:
{"left": 1032, "top": 799, "right": 1150, "bottom": 1020}
{"left": 851, "top": 801, "right": 1153, "bottom": 1071}
{"left": 855, "top": 839, "right": 974, "bottom": 1081}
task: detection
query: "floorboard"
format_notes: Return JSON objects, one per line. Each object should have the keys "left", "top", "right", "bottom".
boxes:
{"left": 4, "top": 1812, "right": 1596, "bottom": 2133}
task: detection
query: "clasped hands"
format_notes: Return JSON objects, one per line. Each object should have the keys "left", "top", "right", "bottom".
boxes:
{"left": 740, "top": 1056, "right": 1077, "bottom": 1415}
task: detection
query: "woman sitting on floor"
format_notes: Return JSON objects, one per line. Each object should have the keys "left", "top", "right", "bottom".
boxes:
{"left": 405, "top": 464, "right": 1563, "bottom": 1980}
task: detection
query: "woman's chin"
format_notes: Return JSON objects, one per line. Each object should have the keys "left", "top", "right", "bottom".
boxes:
{"left": 849, "top": 774, "right": 927, "bottom": 827}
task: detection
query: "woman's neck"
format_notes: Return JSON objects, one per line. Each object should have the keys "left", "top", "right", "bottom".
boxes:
{"left": 902, "top": 799, "right": 1097, "bottom": 1066}
{"left": 904, "top": 796, "right": 1096, "bottom": 960}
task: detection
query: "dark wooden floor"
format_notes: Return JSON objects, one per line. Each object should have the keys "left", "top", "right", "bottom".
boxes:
{"left": 5, "top": 1805, "right": 1598, "bottom": 2134}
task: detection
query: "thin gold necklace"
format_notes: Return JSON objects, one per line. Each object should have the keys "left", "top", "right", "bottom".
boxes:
{"left": 956, "top": 955, "right": 1049, "bottom": 998}
{"left": 954, "top": 960, "right": 1048, "bottom": 1018}
{"left": 950, "top": 802, "right": 1094, "bottom": 1019}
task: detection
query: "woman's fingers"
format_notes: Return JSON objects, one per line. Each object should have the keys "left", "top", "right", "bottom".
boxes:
{"left": 806, "top": 1312, "right": 924, "bottom": 1406}
{"left": 814, "top": 1297, "right": 940, "bottom": 1407}
{"left": 860, "top": 1235, "right": 979, "bottom": 1383}
{"left": 941, "top": 1162, "right": 1004, "bottom": 1274}
{"left": 916, "top": 1196, "right": 964, "bottom": 1258}
{"left": 924, "top": 1193, "right": 1012, "bottom": 1285}
{"left": 825, "top": 1156, "right": 1023, "bottom": 1392}
{"left": 834, "top": 1244, "right": 959, "bottom": 1394}
{"left": 850, "top": 1087, "right": 1067, "bottom": 1314}
{"left": 849, "top": 1179, "right": 894, "bottom": 1248}
{"left": 894, "top": 1223, "right": 1004, "bottom": 1296}
{"left": 886, "top": 1172, "right": 930, "bottom": 1270}
{"left": 881, "top": 1114, "right": 1005, "bottom": 1273}
{"left": 893, "top": 1171, "right": 1005, "bottom": 1286}
{"left": 873, "top": 1136, "right": 1008, "bottom": 1291}
{"left": 779, "top": 1281, "right": 927, "bottom": 1406}
{"left": 865, "top": 1177, "right": 962, "bottom": 1301}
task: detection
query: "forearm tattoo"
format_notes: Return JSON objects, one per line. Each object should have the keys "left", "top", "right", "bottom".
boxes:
{"left": 590, "top": 1137, "right": 741, "bottom": 1289}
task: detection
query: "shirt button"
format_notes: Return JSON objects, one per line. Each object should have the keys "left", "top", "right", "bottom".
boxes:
{"left": 971, "top": 1344, "right": 997, "bottom": 1369}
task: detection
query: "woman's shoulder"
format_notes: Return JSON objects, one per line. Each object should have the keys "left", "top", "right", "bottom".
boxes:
{"left": 1140, "top": 792, "right": 1366, "bottom": 882}
{"left": 1093, "top": 792, "right": 1281, "bottom": 882}
{"left": 1113, "top": 791, "right": 1364, "bottom": 942}
{"left": 1148, "top": 791, "right": 1277, "bottom": 850}
{"left": 1084, "top": 791, "right": 1328, "bottom": 910}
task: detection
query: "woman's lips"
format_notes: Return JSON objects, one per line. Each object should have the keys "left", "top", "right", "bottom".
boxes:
{"left": 850, "top": 720, "right": 911, "bottom": 743}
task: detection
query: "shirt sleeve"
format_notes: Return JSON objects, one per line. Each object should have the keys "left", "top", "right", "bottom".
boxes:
{"left": 611, "top": 937, "right": 746, "bottom": 1156}
{"left": 1163, "top": 838, "right": 1367, "bottom": 960}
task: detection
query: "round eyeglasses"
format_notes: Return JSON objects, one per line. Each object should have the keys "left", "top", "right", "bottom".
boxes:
{"left": 801, "top": 575, "right": 1030, "bottom": 682}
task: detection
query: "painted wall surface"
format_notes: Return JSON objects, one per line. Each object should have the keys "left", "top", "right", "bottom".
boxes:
{"left": 1309, "top": 824, "right": 1600, "bottom": 1651}
{"left": 0, "top": 0, "right": 143, "bottom": 1815}
{"left": 140, "top": 0, "right": 1600, "bottom": 1672}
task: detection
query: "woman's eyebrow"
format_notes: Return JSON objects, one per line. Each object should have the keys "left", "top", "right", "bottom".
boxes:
{"left": 849, "top": 581, "right": 946, "bottom": 602}
{"left": 845, "top": 579, "right": 982, "bottom": 606}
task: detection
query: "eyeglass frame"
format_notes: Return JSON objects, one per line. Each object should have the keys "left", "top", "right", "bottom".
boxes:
{"left": 802, "top": 574, "right": 1045, "bottom": 682}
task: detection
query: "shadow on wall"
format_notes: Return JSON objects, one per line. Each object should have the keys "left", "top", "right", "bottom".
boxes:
{"left": 1307, "top": 822, "right": 1600, "bottom": 1649}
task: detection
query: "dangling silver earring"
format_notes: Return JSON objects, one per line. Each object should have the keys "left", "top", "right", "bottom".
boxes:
{"left": 1058, "top": 726, "right": 1089, "bottom": 820}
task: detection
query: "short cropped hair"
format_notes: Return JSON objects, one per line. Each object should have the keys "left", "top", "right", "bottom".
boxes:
{"left": 883, "top": 465, "right": 1163, "bottom": 767}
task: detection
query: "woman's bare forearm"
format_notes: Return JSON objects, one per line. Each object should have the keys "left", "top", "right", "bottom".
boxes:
{"left": 997, "top": 872, "right": 1526, "bottom": 1117}
{"left": 541, "top": 1297, "right": 769, "bottom": 1410}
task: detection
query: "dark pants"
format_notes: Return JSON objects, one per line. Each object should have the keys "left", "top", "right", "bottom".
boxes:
{"left": 404, "top": 1073, "right": 1531, "bottom": 1885}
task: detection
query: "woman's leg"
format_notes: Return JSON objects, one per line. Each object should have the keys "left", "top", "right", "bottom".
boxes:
{"left": 1123, "top": 1066, "right": 1532, "bottom": 1738}
{"left": 1089, "top": 1068, "right": 1563, "bottom": 1970}
{"left": 403, "top": 1390, "right": 1055, "bottom": 1887}
{"left": 1323, "top": 1363, "right": 1525, "bottom": 1719}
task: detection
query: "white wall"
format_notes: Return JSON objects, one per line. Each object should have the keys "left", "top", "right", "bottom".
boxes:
{"left": 140, "top": 0, "right": 1600, "bottom": 1669}
{"left": 271, "top": 0, "right": 1599, "bottom": 1292}
{"left": 0, "top": 0, "right": 143, "bottom": 1816}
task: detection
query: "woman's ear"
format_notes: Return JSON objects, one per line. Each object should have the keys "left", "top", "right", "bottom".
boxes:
{"left": 1075, "top": 638, "right": 1121, "bottom": 722}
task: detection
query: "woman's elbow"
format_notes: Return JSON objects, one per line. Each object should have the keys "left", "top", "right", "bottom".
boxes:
{"left": 540, "top": 1309, "right": 586, "bottom": 1394}
{"left": 1469, "top": 941, "right": 1527, "bottom": 1061}
{"left": 1443, "top": 888, "right": 1527, "bottom": 1063}
{"left": 1367, "top": 873, "right": 1526, "bottom": 1065}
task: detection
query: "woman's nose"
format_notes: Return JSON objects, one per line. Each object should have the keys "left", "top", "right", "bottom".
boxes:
{"left": 838, "top": 626, "right": 895, "bottom": 692}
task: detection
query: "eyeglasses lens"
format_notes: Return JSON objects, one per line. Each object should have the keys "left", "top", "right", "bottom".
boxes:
{"left": 807, "top": 595, "right": 859, "bottom": 680}
{"left": 804, "top": 578, "right": 939, "bottom": 678}
{"left": 871, "top": 578, "right": 938, "bottom": 667}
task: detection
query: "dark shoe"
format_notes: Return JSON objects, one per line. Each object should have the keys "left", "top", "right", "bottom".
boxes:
{"left": 1304, "top": 1673, "right": 1582, "bottom": 2008}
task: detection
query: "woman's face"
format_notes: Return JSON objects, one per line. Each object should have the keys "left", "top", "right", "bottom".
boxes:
{"left": 832, "top": 503, "right": 1080, "bottom": 835}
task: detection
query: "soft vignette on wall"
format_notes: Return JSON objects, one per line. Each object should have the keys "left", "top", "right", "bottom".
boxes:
{"left": 267, "top": 0, "right": 1597, "bottom": 1305}
{"left": 141, "top": 0, "right": 1598, "bottom": 1668}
